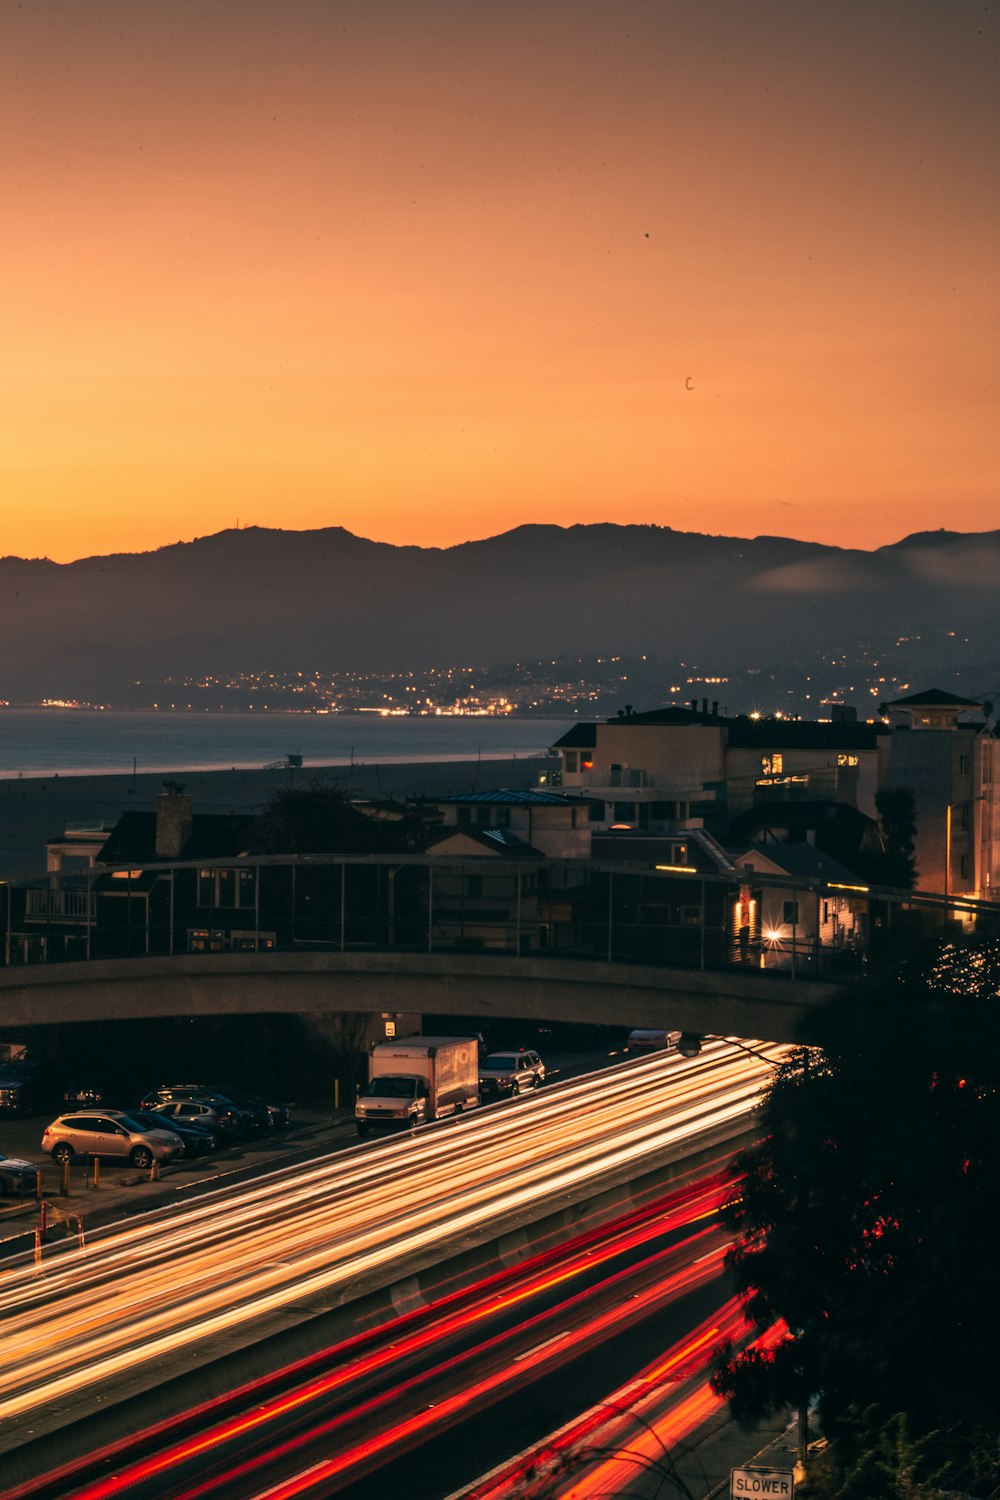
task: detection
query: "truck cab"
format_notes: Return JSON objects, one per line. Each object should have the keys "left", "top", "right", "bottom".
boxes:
{"left": 355, "top": 1074, "right": 430, "bottom": 1136}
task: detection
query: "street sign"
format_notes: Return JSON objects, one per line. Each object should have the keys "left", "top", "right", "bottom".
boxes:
{"left": 731, "top": 1468, "right": 795, "bottom": 1497}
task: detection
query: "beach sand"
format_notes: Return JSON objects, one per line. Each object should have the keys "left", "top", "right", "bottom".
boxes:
{"left": 0, "top": 754, "right": 554, "bottom": 881}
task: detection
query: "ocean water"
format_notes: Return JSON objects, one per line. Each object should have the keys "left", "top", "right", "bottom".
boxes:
{"left": 0, "top": 709, "right": 572, "bottom": 779}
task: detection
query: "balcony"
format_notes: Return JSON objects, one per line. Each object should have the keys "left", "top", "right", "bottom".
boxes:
{"left": 25, "top": 889, "right": 95, "bottom": 921}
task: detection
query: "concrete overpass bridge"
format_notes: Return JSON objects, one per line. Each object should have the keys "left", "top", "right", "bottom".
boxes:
{"left": 0, "top": 947, "right": 844, "bottom": 1044}
{"left": 3, "top": 849, "right": 994, "bottom": 1043}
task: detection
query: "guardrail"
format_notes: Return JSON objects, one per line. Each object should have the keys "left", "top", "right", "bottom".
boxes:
{"left": 3, "top": 853, "right": 998, "bottom": 983}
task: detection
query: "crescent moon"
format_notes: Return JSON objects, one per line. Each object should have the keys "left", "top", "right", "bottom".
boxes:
{"left": 684, "top": 376, "right": 694, "bottom": 391}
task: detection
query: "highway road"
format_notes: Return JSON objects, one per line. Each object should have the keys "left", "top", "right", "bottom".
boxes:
{"left": 0, "top": 1041, "right": 786, "bottom": 1494}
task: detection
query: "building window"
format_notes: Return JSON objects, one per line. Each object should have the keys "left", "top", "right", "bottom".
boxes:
{"left": 762, "top": 753, "right": 783, "bottom": 776}
{"left": 960, "top": 804, "right": 971, "bottom": 830}
{"left": 230, "top": 931, "right": 276, "bottom": 952}
{"left": 782, "top": 900, "right": 799, "bottom": 925}
{"left": 678, "top": 905, "right": 701, "bottom": 926}
{"left": 495, "top": 808, "right": 510, "bottom": 828}
{"left": 580, "top": 756, "right": 593, "bottom": 772}
{"left": 589, "top": 802, "right": 604, "bottom": 823}
{"left": 960, "top": 854, "right": 970, "bottom": 880}
{"left": 466, "top": 875, "right": 483, "bottom": 898}
{"left": 198, "top": 868, "right": 256, "bottom": 909}
{"left": 837, "top": 753, "right": 859, "bottom": 767}
{"left": 188, "top": 928, "right": 226, "bottom": 952}
{"left": 457, "top": 807, "right": 472, "bottom": 826}
{"left": 958, "top": 754, "right": 970, "bottom": 777}
{"left": 564, "top": 751, "right": 578, "bottom": 773}
{"left": 613, "top": 802, "right": 634, "bottom": 823}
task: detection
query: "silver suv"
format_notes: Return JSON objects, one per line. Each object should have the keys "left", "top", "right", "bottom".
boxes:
{"left": 41, "top": 1111, "right": 183, "bottom": 1169}
{"left": 478, "top": 1049, "right": 546, "bottom": 1100}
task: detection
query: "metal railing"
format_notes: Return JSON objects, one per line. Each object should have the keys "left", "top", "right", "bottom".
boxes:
{"left": 4, "top": 853, "right": 999, "bottom": 980}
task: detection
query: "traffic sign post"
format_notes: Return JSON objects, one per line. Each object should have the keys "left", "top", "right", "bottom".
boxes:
{"left": 731, "top": 1467, "right": 795, "bottom": 1497}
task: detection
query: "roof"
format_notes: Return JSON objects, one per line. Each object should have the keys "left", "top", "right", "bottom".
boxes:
{"left": 605, "top": 706, "right": 724, "bottom": 727}
{"left": 727, "top": 798, "right": 878, "bottom": 842}
{"left": 883, "top": 688, "right": 985, "bottom": 710}
{"left": 726, "top": 719, "right": 882, "bottom": 750}
{"left": 551, "top": 723, "right": 598, "bottom": 749}
{"left": 97, "top": 811, "right": 256, "bottom": 865}
{"left": 425, "top": 826, "right": 542, "bottom": 857}
{"left": 590, "top": 826, "right": 738, "bottom": 874}
{"left": 555, "top": 709, "right": 885, "bottom": 750}
{"left": 731, "top": 843, "right": 866, "bottom": 886}
{"left": 431, "top": 788, "right": 586, "bottom": 807}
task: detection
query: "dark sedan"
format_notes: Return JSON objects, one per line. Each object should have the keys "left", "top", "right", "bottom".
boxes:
{"left": 0, "top": 1151, "right": 40, "bottom": 1196}
{"left": 129, "top": 1110, "right": 218, "bottom": 1158}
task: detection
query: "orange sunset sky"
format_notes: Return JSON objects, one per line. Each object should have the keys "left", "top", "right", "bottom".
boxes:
{"left": 3, "top": 1, "right": 997, "bottom": 564}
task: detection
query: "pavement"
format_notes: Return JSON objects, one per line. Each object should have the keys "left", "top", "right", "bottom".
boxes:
{"left": 0, "top": 1075, "right": 802, "bottom": 1499}
{"left": 0, "top": 1051, "right": 606, "bottom": 1247}
{"left": 680, "top": 1408, "right": 801, "bottom": 1498}
{"left": 0, "top": 1101, "right": 356, "bottom": 1250}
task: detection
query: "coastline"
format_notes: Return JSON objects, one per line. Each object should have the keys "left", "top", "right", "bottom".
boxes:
{"left": 0, "top": 754, "right": 553, "bottom": 882}
{"left": 0, "top": 706, "right": 571, "bottom": 781}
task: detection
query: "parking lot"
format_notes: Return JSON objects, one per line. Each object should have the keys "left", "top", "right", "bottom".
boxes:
{"left": 0, "top": 1043, "right": 613, "bottom": 1255}
{"left": 0, "top": 1099, "right": 355, "bottom": 1246}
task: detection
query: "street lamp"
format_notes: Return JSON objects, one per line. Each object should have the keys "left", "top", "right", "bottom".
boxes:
{"left": 677, "top": 1032, "right": 802, "bottom": 1066}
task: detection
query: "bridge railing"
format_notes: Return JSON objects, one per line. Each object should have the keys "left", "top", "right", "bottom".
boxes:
{"left": 3, "top": 852, "right": 997, "bottom": 981}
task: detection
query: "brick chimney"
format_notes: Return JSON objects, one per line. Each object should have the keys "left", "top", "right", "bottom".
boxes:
{"left": 156, "top": 781, "right": 193, "bottom": 859}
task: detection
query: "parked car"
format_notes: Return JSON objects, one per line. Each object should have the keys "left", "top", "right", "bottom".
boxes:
{"left": 129, "top": 1109, "right": 218, "bottom": 1157}
{"left": 202, "top": 1085, "right": 289, "bottom": 1130}
{"left": 175, "top": 1087, "right": 268, "bottom": 1134}
{"left": 41, "top": 1111, "right": 184, "bottom": 1169}
{"left": 142, "top": 1097, "right": 239, "bottom": 1141}
{"left": 623, "top": 1029, "right": 682, "bottom": 1055}
{"left": 478, "top": 1049, "right": 546, "bottom": 1100}
{"left": 0, "top": 1060, "right": 44, "bottom": 1118}
{"left": 63, "top": 1079, "right": 118, "bottom": 1109}
{"left": 140, "top": 1087, "right": 252, "bottom": 1135}
{"left": 0, "top": 1151, "right": 40, "bottom": 1196}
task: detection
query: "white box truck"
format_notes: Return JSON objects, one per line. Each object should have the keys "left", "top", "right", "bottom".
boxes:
{"left": 355, "top": 1035, "right": 479, "bottom": 1137}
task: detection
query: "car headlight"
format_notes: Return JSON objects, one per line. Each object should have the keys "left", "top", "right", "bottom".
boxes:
{"left": 356, "top": 1105, "right": 367, "bottom": 1117}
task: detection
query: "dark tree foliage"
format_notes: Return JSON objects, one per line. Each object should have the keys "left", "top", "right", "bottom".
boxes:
{"left": 872, "top": 786, "right": 919, "bottom": 889}
{"left": 245, "top": 780, "right": 424, "bottom": 855}
{"left": 712, "top": 937, "right": 1000, "bottom": 1494}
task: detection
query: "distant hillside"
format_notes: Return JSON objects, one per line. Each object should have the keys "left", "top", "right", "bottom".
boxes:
{"left": 1, "top": 524, "right": 998, "bottom": 703}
